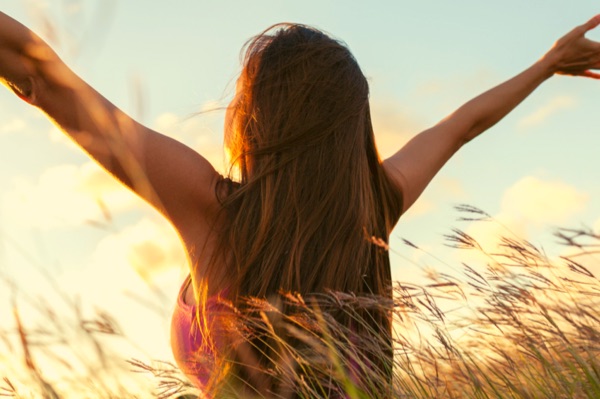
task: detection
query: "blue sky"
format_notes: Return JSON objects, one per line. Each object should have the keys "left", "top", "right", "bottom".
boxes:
{"left": 1, "top": 0, "right": 600, "bottom": 385}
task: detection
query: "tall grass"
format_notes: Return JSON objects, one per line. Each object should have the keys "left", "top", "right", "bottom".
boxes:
{"left": 2, "top": 205, "right": 600, "bottom": 398}
{"left": 0, "top": 278, "right": 194, "bottom": 398}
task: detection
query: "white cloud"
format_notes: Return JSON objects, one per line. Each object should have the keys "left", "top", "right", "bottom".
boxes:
{"left": 461, "top": 176, "right": 587, "bottom": 263}
{"left": 401, "top": 198, "right": 434, "bottom": 220}
{"left": 438, "top": 177, "right": 467, "bottom": 200}
{"left": 49, "top": 216, "right": 188, "bottom": 360}
{"left": 402, "top": 178, "right": 466, "bottom": 221}
{"left": 463, "top": 212, "right": 528, "bottom": 257}
{"left": 518, "top": 96, "right": 576, "bottom": 129}
{"left": 371, "top": 101, "right": 421, "bottom": 159}
{"left": 2, "top": 162, "right": 138, "bottom": 229}
{"left": 556, "top": 216, "right": 600, "bottom": 278}
{"left": 0, "top": 216, "right": 187, "bottom": 369}
{"left": 0, "top": 118, "right": 27, "bottom": 134}
{"left": 500, "top": 176, "right": 588, "bottom": 225}
{"left": 90, "top": 216, "right": 187, "bottom": 283}
{"left": 153, "top": 112, "right": 180, "bottom": 133}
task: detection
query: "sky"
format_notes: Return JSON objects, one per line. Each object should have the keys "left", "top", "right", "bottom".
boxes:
{"left": 1, "top": 0, "right": 600, "bottom": 390}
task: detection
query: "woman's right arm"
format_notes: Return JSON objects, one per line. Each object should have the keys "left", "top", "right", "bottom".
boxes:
{"left": 0, "top": 12, "right": 221, "bottom": 237}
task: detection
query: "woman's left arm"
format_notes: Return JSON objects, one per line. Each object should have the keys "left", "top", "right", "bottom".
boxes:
{"left": 384, "top": 15, "right": 600, "bottom": 214}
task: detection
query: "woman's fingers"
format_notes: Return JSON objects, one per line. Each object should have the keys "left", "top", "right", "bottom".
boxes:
{"left": 562, "top": 15, "right": 600, "bottom": 44}
{"left": 581, "top": 70, "right": 600, "bottom": 79}
{"left": 579, "top": 14, "right": 600, "bottom": 35}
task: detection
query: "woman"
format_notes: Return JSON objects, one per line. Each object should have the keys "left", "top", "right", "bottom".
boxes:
{"left": 2, "top": 10, "right": 600, "bottom": 397}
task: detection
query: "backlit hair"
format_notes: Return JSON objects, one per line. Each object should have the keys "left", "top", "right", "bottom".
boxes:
{"left": 201, "top": 23, "right": 403, "bottom": 396}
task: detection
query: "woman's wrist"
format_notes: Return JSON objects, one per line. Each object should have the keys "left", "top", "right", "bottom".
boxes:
{"left": 533, "top": 54, "right": 558, "bottom": 81}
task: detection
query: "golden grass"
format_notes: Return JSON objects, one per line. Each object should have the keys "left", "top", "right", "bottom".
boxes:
{"left": 1, "top": 205, "right": 600, "bottom": 398}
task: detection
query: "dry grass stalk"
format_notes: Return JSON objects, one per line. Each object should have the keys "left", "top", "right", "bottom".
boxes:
{"left": 2, "top": 205, "right": 600, "bottom": 398}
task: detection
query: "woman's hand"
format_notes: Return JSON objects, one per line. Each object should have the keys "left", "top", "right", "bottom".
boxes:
{"left": 544, "top": 15, "right": 600, "bottom": 79}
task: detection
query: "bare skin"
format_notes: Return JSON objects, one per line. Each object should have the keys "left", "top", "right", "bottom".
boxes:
{"left": 1, "top": 12, "right": 600, "bottom": 304}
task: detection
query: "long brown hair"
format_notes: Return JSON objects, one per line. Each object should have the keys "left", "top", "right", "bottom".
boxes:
{"left": 202, "top": 23, "right": 403, "bottom": 395}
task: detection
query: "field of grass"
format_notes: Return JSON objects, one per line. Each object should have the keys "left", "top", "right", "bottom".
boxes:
{"left": 2, "top": 206, "right": 600, "bottom": 398}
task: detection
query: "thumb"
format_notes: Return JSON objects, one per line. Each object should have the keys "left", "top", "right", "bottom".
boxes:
{"left": 579, "top": 14, "right": 600, "bottom": 34}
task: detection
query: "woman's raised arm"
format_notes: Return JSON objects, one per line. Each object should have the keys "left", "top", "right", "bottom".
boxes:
{"left": 0, "top": 12, "right": 220, "bottom": 236}
{"left": 383, "top": 15, "right": 600, "bottom": 214}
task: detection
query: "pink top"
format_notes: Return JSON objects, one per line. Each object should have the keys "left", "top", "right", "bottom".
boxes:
{"left": 170, "top": 275, "right": 230, "bottom": 390}
{"left": 172, "top": 277, "right": 370, "bottom": 395}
